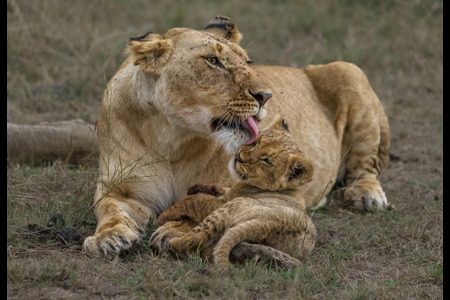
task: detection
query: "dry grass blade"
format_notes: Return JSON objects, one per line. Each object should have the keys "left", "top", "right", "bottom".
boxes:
{"left": 350, "top": 132, "right": 371, "bottom": 147}
{"left": 302, "top": 132, "right": 370, "bottom": 250}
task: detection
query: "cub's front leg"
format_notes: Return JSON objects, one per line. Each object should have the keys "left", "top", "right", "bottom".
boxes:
{"left": 169, "top": 229, "right": 213, "bottom": 258}
{"left": 157, "top": 193, "right": 227, "bottom": 226}
{"left": 169, "top": 209, "right": 226, "bottom": 258}
{"left": 149, "top": 219, "right": 198, "bottom": 255}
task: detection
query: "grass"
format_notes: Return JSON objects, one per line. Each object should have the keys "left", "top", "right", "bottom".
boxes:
{"left": 7, "top": 0, "right": 443, "bottom": 299}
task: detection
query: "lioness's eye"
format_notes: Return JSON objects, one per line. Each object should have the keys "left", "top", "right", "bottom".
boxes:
{"left": 262, "top": 158, "right": 272, "bottom": 166}
{"left": 205, "top": 55, "right": 224, "bottom": 68}
{"left": 208, "top": 57, "right": 218, "bottom": 64}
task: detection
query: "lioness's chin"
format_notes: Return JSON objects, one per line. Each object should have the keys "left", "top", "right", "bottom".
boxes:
{"left": 211, "top": 109, "right": 266, "bottom": 154}
{"left": 213, "top": 129, "right": 250, "bottom": 155}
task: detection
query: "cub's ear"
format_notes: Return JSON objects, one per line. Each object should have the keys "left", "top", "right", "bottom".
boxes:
{"left": 127, "top": 33, "right": 173, "bottom": 75}
{"left": 204, "top": 15, "right": 243, "bottom": 44}
{"left": 262, "top": 114, "right": 289, "bottom": 133}
{"left": 289, "top": 155, "right": 314, "bottom": 184}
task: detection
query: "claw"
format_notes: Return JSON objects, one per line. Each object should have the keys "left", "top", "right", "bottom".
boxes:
{"left": 119, "top": 235, "right": 131, "bottom": 247}
{"left": 344, "top": 180, "right": 390, "bottom": 212}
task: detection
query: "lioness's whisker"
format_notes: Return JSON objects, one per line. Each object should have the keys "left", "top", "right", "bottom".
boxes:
{"left": 216, "top": 111, "right": 232, "bottom": 129}
{"left": 210, "top": 108, "right": 231, "bottom": 128}
{"left": 202, "top": 103, "right": 228, "bottom": 113}
{"left": 214, "top": 107, "right": 230, "bottom": 121}
{"left": 210, "top": 107, "right": 229, "bottom": 123}
{"left": 227, "top": 113, "right": 236, "bottom": 131}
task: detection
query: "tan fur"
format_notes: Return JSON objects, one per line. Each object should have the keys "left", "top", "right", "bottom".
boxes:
{"left": 153, "top": 117, "right": 316, "bottom": 270}
{"left": 7, "top": 120, "right": 97, "bottom": 165}
{"left": 83, "top": 16, "right": 390, "bottom": 258}
{"left": 156, "top": 190, "right": 227, "bottom": 227}
{"left": 127, "top": 34, "right": 174, "bottom": 76}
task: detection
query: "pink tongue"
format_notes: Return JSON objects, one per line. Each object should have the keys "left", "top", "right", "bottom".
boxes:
{"left": 243, "top": 116, "right": 259, "bottom": 145}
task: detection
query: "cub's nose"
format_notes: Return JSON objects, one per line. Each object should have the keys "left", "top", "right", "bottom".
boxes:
{"left": 250, "top": 91, "right": 272, "bottom": 108}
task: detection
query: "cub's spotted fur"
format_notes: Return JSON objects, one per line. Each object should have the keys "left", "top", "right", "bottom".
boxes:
{"left": 154, "top": 115, "right": 317, "bottom": 271}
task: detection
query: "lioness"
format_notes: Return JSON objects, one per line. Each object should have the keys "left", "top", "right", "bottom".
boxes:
{"left": 83, "top": 16, "right": 390, "bottom": 259}
{"left": 153, "top": 115, "right": 317, "bottom": 271}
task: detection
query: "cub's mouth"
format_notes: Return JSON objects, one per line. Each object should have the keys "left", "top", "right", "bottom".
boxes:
{"left": 234, "top": 168, "right": 248, "bottom": 180}
{"left": 211, "top": 115, "right": 260, "bottom": 145}
{"left": 233, "top": 156, "right": 248, "bottom": 180}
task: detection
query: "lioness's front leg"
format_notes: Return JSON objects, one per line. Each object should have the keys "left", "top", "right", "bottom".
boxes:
{"left": 305, "top": 62, "right": 391, "bottom": 211}
{"left": 83, "top": 188, "right": 154, "bottom": 259}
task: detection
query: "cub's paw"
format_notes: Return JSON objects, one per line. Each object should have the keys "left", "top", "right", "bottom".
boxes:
{"left": 83, "top": 224, "right": 143, "bottom": 259}
{"left": 149, "top": 221, "right": 184, "bottom": 254}
{"left": 187, "top": 184, "right": 225, "bottom": 197}
{"left": 344, "top": 179, "right": 392, "bottom": 212}
{"left": 169, "top": 237, "right": 198, "bottom": 258}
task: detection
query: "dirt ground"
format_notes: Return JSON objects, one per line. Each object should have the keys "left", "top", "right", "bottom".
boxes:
{"left": 7, "top": 1, "right": 443, "bottom": 299}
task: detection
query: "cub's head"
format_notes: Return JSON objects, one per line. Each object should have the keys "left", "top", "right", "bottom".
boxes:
{"left": 229, "top": 115, "right": 314, "bottom": 191}
{"left": 126, "top": 16, "right": 272, "bottom": 153}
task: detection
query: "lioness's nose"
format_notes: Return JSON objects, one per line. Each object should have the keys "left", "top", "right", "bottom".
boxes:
{"left": 250, "top": 91, "right": 272, "bottom": 107}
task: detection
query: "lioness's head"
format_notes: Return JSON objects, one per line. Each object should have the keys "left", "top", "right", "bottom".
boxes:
{"left": 127, "top": 16, "right": 272, "bottom": 153}
{"left": 229, "top": 115, "right": 314, "bottom": 191}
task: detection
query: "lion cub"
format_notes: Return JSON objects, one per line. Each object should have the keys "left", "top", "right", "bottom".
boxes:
{"left": 157, "top": 115, "right": 317, "bottom": 271}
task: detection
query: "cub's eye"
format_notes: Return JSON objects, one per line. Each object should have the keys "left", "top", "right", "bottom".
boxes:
{"left": 261, "top": 157, "right": 272, "bottom": 166}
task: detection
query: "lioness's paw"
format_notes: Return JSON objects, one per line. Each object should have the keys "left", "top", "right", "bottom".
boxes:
{"left": 83, "top": 224, "right": 141, "bottom": 259}
{"left": 344, "top": 179, "right": 391, "bottom": 212}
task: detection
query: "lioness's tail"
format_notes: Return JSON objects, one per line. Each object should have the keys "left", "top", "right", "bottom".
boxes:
{"left": 7, "top": 120, "right": 98, "bottom": 165}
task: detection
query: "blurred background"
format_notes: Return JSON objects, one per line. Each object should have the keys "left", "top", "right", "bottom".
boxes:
{"left": 7, "top": 1, "right": 443, "bottom": 120}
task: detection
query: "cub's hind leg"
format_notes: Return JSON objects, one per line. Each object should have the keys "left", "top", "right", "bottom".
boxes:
{"left": 213, "top": 220, "right": 278, "bottom": 272}
{"left": 214, "top": 217, "right": 317, "bottom": 272}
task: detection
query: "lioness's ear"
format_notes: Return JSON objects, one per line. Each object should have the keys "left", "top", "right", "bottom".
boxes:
{"left": 289, "top": 155, "right": 314, "bottom": 184}
{"left": 127, "top": 33, "right": 173, "bottom": 75}
{"left": 204, "top": 15, "right": 243, "bottom": 44}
